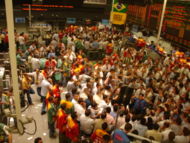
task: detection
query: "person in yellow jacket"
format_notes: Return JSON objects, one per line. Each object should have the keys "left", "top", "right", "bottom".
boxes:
{"left": 60, "top": 93, "right": 74, "bottom": 115}
{"left": 21, "top": 74, "right": 33, "bottom": 105}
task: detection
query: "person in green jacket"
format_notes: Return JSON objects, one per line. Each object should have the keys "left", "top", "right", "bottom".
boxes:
{"left": 62, "top": 36, "right": 68, "bottom": 47}
{"left": 0, "top": 123, "right": 12, "bottom": 143}
{"left": 47, "top": 96, "right": 58, "bottom": 138}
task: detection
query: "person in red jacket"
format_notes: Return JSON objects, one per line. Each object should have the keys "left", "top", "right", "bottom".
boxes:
{"left": 91, "top": 122, "right": 109, "bottom": 143}
{"left": 65, "top": 113, "right": 80, "bottom": 143}
{"left": 56, "top": 104, "right": 68, "bottom": 143}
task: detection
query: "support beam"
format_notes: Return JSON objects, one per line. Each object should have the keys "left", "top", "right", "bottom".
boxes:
{"left": 157, "top": 0, "right": 167, "bottom": 44}
{"left": 29, "top": 4, "right": 32, "bottom": 27}
{"left": 5, "top": 0, "right": 22, "bottom": 127}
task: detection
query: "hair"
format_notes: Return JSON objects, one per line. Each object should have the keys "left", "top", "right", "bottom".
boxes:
{"left": 106, "top": 107, "right": 111, "bottom": 113}
{"left": 140, "top": 118, "right": 146, "bottom": 126}
{"left": 183, "top": 127, "right": 190, "bottom": 136}
{"left": 141, "top": 140, "right": 150, "bottom": 143}
{"left": 163, "top": 111, "right": 170, "bottom": 120}
{"left": 132, "top": 129, "right": 138, "bottom": 135}
{"left": 65, "top": 93, "right": 71, "bottom": 100}
{"left": 71, "top": 112, "right": 77, "bottom": 120}
{"left": 48, "top": 96, "right": 54, "bottom": 102}
{"left": 91, "top": 102, "right": 97, "bottom": 108}
{"left": 34, "top": 137, "right": 42, "bottom": 143}
{"left": 71, "top": 88, "right": 78, "bottom": 95}
{"left": 153, "top": 123, "right": 160, "bottom": 130}
{"left": 60, "top": 103, "right": 66, "bottom": 110}
{"left": 168, "top": 131, "right": 175, "bottom": 141}
{"left": 124, "top": 123, "right": 132, "bottom": 132}
{"left": 101, "top": 113, "right": 106, "bottom": 119}
{"left": 85, "top": 109, "right": 91, "bottom": 117}
{"left": 102, "top": 122, "right": 108, "bottom": 130}
{"left": 113, "top": 105, "right": 118, "bottom": 112}
{"left": 175, "top": 117, "right": 182, "bottom": 125}
{"left": 103, "top": 95, "right": 108, "bottom": 100}
{"left": 163, "top": 122, "right": 170, "bottom": 128}
{"left": 125, "top": 114, "right": 131, "bottom": 123}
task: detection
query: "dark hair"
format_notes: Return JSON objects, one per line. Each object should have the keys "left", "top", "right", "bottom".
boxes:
{"left": 60, "top": 103, "right": 66, "bottom": 110}
{"left": 164, "top": 111, "right": 170, "bottom": 120}
{"left": 176, "top": 117, "right": 182, "bottom": 125}
{"left": 183, "top": 127, "right": 190, "bottom": 136}
{"left": 141, "top": 140, "right": 150, "bottom": 143}
{"left": 34, "top": 137, "right": 42, "bottom": 143}
{"left": 101, "top": 113, "right": 106, "bottom": 119}
{"left": 85, "top": 109, "right": 91, "bottom": 117}
{"left": 48, "top": 96, "right": 54, "bottom": 102}
{"left": 168, "top": 132, "right": 175, "bottom": 141}
{"left": 125, "top": 114, "right": 131, "bottom": 123}
{"left": 147, "top": 117, "right": 153, "bottom": 125}
{"left": 103, "top": 95, "right": 108, "bottom": 100}
{"left": 72, "top": 88, "right": 77, "bottom": 95}
{"left": 113, "top": 105, "right": 118, "bottom": 112}
{"left": 163, "top": 122, "right": 170, "bottom": 128}
{"left": 106, "top": 107, "right": 111, "bottom": 113}
{"left": 71, "top": 112, "right": 77, "bottom": 120}
{"left": 91, "top": 102, "right": 97, "bottom": 108}
{"left": 65, "top": 93, "right": 71, "bottom": 100}
{"left": 102, "top": 122, "right": 108, "bottom": 130}
{"left": 125, "top": 123, "right": 132, "bottom": 132}
{"left": 132, "top": 129, "right": 138, "bottom": 135}
{"left": 140, "top": 118, "right": 146, "bottom": 126}
{"left": 153, "top": 123, "right": 159, "bottom": 130}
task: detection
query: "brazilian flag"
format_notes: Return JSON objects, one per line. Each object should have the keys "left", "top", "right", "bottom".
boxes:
{"left": 110, "top": 0, "right": 128, "bottom": 25}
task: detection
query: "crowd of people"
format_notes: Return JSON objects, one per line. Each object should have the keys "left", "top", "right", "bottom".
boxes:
{"left": 1, "top": 25, "right": 190, "bottom": 143}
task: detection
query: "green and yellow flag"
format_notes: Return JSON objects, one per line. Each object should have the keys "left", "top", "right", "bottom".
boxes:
{"left": 110, "top": 0, "right": 127, "bottom": 25}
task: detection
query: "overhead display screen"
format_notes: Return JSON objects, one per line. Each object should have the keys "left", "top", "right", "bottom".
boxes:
{"left": 66, "top": 18, "right": 76, "bottom": 24}
{"left": 42, "top": 0, "right": 84, "bottom": 5}
{"left": 83, "top": 0, "right": 107, "bottom": 5}
{"left": 11, "top": 0, "right": 83, "bottom": 6}
{"left": 15, "top": 17, "right": 26, "bottom": 23}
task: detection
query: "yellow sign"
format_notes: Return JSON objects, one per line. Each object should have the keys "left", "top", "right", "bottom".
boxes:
{"left": 110, "top": 12, "right": 127, "bottom": 25}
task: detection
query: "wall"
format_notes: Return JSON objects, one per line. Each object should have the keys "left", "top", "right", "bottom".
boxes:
{"left": 15, "top": 23, "right": 28, "bottom": 33}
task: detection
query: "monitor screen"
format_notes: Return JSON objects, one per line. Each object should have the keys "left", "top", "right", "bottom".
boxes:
{"left": 102, "top": 19, "right": 109, "bottom": 25}
{"left": 15, "top": 17, "right": 26, "bottom": 23}
{"left": 131, "top": 24, "right": 138, "bottom": 33}
{"left": 84, "top": 0, "right": 107, "bottom": 5}
{"left": 66, "top": 18, "right": 76, "bottom": 24}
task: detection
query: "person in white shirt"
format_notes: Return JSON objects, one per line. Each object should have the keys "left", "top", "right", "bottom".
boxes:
{"left": 161, "top": 122, "right": 172, "bottom": 142}
{"left": 79, "top": 72, "right": 91, "bottom": 83}
{"left": 93, "top": 89, "right": 103, "bottom": 105}
{"left": 133, "top": 117, "right": 148, "bottom": 137}
{"left": 80, "top": 88, "right": 89, "bottom": 101}
{"left": 18, "top": 33, "right": 25, "bottom": 46}
{"left": 26, "top": 69, "right": 44, "bottom": 101}
{"left": 72, "top": 92, "right": 85, "bottom": 117}
{"left": 174, "top": 127, "right": 190, "bottom": 143}
{"left": 88, "top": 102, "right": 99, "bottom": 119}
{"left": 29, "top": 42, "right": 36, "bottom": 51}
{"left": 98, "top": 95, "right": 110, "bottom": 113}
{"left": 66, "top": 78, "right": 76, "bottom": 94}
{"left": 79, "top": 109, "right": 95, "bottom": 135}
{"left": 31, "top": 56, "right": 40, "bottom": 71}
{"left": 40, "top": 78, "right": 53, "bottom": 114}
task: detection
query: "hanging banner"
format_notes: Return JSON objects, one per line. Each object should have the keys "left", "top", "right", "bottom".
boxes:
{"left": 110, "top": 0, "right": 127, "bottom": 25}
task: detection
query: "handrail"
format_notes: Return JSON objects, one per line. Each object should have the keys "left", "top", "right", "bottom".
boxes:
{"left": 127, "top": 132, "right": 160, "bottom": 143}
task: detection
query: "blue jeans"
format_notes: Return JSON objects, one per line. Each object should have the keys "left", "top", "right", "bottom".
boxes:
{"left": 37, "top": 87, "right": 42, "bottom": 98}
{"left": 23, "top": 89, "right": 32, "bottom": 105}
{"left": 41, "top": 96, "right": 46, "bottom": 113}
{"left": 48, "top": 122, "right": 55, "bottom": 137}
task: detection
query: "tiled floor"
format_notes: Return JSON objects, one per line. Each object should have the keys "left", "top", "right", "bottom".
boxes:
{"left": 12, "top": 86, "right": 59, "bottom": 143}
